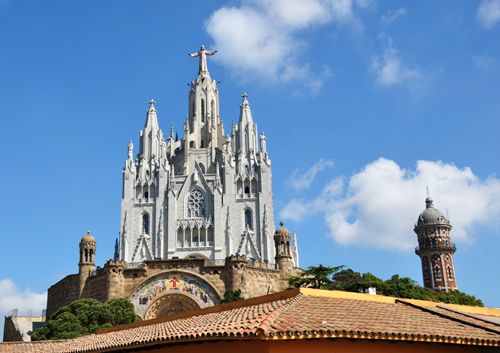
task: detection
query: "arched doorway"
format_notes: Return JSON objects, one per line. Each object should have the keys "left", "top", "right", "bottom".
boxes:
{"left": 130, "top": 271, "right": 221, "bottom": 319}
{"left": 145, "top": 293, "right": 200, "bottom": 319}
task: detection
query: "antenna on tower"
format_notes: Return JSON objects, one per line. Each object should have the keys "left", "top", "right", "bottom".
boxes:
{"left": 426, "top": 185, "right": 430, "bottom": 198}
{"left": 446, "top": 208, "right": 450, "bottom": 221}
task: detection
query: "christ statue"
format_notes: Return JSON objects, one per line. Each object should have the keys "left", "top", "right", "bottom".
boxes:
{"left": 189, "top": 45, "right": 217, "bottom": 74}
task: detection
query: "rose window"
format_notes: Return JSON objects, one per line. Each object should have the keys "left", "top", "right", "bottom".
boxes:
{"left": 187, "top": 189, "right": 206, "bottom": 218}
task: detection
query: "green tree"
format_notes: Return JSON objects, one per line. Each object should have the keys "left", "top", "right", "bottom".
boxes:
{"left": 222, "top": 289, "right": 243, "bottom": 303}
{"left": 288, "top": 264, "right": 345, "bottom": 289}
{"left": 31, "top": 298, "right": 136, "bottom": 341}
{"left": 289, "top": 264, "right": 483, "bottom": 307}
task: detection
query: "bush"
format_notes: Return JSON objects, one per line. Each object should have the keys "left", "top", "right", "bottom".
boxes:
{"left": 32, "top": 298, "right": 135, "bottom": 341}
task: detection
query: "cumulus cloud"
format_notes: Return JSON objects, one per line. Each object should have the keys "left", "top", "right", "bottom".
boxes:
{"left": 286, "top": 158, "right": 335, "bottom": 191}
{"left": 281, "top": 158, "right": 500, "bottom": 250}
{"left": 0, "top": 278, "right": 46, "bottom": 339}
{"left": 381, "top": 8, "right": 407, "bottom": 26}
{"left": 477, "top": 0, "right": 500, "bottom": 29}
{"left": 0, "top": 278, "right": 46, "bottom": 316}
{"left": 205, "top": 0, "right": 368, "bottom": 91}
{"left": 372, "top": 46, "right": 423, "bottom": 87}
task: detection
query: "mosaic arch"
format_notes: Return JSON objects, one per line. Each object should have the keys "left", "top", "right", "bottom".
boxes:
{"left": 130, "top": 271, "right": 221, "bottom": 319}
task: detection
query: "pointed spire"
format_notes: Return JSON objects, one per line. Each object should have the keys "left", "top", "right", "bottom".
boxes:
{"left": 170, "top": 125, "right": 175, "bottom": 139}
{"left": 114, "top": 238, "right": 119, "bottom": 261}
{"left": 128, "top": 140, "right": 134, "bottom": 160}
{"left": 292, "top": 231, "right": 299, "bottom": 268}
{"left": 144, "top": 99, "right": 159, "bottom": 129}
{"left": 239, "top": 92, "right": 253, "bottom": 124}
{"left": 149, "top": 99, "right": 156, "bottom": 111}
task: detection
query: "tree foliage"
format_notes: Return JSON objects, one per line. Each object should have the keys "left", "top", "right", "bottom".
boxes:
{"left": 288, "top": 265, "right": 483, "bottom": 307}
{"left": 31, "top": 298, "right": 136, "bottom": 341}
{"left": 287, "top": 264, "right": 345, "bottom": 289}
{"left": 222, "top": 289, "right": 243, "bottom": 303}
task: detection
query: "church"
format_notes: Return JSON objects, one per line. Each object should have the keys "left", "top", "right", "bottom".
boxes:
{"left": 44, "top": 45, "right": 459, "bottom": 324}
{"left": 45, "top": 46, "right": 300, "bottom": 320}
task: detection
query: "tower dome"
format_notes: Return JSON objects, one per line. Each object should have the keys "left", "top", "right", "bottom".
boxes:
{"left": 274, "top": 221, "right": 290, "bottom": 243}
{"left": 81, "top": 230, "right": 96, "bottom": 244}
{"left": 416, "top": 197, "right": 450, "bottom": 226}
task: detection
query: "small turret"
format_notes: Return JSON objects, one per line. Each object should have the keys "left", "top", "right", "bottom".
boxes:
{"left": 79, "top": 231, "right": 96, "bottom": 295}
{"left": 274, "top": 221, "right": 292, "bottom": 273}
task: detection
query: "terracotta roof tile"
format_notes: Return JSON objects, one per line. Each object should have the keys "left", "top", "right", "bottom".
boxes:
{"left": 1, "top": 288, "right": 499, "bottom": 353}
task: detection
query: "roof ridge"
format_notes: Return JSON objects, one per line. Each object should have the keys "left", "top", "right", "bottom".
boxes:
{"left": 436, "top": 305, "right": 500, "bottom": 328}
{"left": 396, "top": 299, "right": 500, "bottom": 335}
{"left": 256, "top": 293, "right": 304, "bottom": 337}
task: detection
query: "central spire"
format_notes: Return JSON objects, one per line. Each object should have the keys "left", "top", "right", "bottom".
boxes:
{"left": 189, "top": 44, "right": 218, "bottom": 75}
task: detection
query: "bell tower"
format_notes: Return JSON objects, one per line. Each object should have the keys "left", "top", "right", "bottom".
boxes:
{"left": 414, "top": 196, "right": 457, "bottom": 292}
{"left": 78, "top": 231, "right": 96, "bottom": 295}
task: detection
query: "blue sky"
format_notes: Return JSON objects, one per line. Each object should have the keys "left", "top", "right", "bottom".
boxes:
{"left": 1, "top": 0, "right": 499, "bottom": 333}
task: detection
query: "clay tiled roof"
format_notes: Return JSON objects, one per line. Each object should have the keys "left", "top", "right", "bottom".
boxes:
{"left": 1, "top": 288, "right": 499, "bottom": 353}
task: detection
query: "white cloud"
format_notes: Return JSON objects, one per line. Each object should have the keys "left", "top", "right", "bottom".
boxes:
{"left": 477, "top": 0, "right": 500, "bottom": 29}
{"left": 286, "top": 158, "right": 335, "bottom": 191}
{"left": 0, "top": 278, "right": 46, "bottom": 316}
{"left": 0, "top": 278, "right": 46, "bottom": 340}
{"left": 472, "top": 53, "right": 497, "bottom": 72}
{"left": 381, "top": 8, "right": 407, "bottom": 26}
{"left": 205, "top": 0, "right": 367, "bottom": 91}
{"left": 372, "top": 46, "right": 423, "bottom": 88}
{"left": 281, "top": 158, "right": 500, "bottom": 250}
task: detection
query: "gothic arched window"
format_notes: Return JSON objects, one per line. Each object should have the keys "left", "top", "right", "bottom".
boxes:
{"left": 244, "top": 209, "right": 252, "bottom": 229}
{"left": 211, "top": 99, "right": 215, "bottom": 118}
{"left": 142, "top": 213, "right": 150, "bottom": 234}
{"left": 201, "top": 99, "right": 205, "bottom": 122}
{"left": 187, "top": 189, "right": 206, "bottom": 218}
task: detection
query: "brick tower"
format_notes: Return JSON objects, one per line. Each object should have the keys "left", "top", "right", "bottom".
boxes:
{"left": 414, "top": 197, "right": 457, "bottom": 292}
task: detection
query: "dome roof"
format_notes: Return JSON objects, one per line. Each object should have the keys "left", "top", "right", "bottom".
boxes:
{"left": 416, "top": 197, "right": 450, "bottom": 226}
{"left": 81, "top": 231, "right": 96, "bottom": 243}
{"left": 274, "top": 221, "right": 291, "bottom": 242}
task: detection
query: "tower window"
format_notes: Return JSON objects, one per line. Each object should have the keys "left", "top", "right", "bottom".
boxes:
{"left": 244, "top": 209, "right": 252, "bottom": 229}
{"left": 244, "top": 186, "right": 250, "bottom": 194}
{"left": 143, "top": 213, "right": 150, "bottom": 234}
{"left": 434, "top": 265, "right": 441, "bottom": 280}
{"left": 211, "top": 99, "right": 215, "bottom": 118}
{"left": 190, "top": 141, "right": 195, "bottom": 148}
{"left": 431, "top": 238, "right": 437, "bottom": 247}
{"left": 144, "top": 191, "right": 149, "bottom": 200}
{"left": 447, "top": 266, "right": 453, "bottom": 279}
{"left": 200, "top": 140, "right": 205, "bottom": 148}
{"left": 201, "top": 99, "right": 205, "bottom": 122}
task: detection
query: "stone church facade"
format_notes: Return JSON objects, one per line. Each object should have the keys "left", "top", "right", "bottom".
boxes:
{"left": 46, "top": 46, "right": 300, "bottom": 320}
